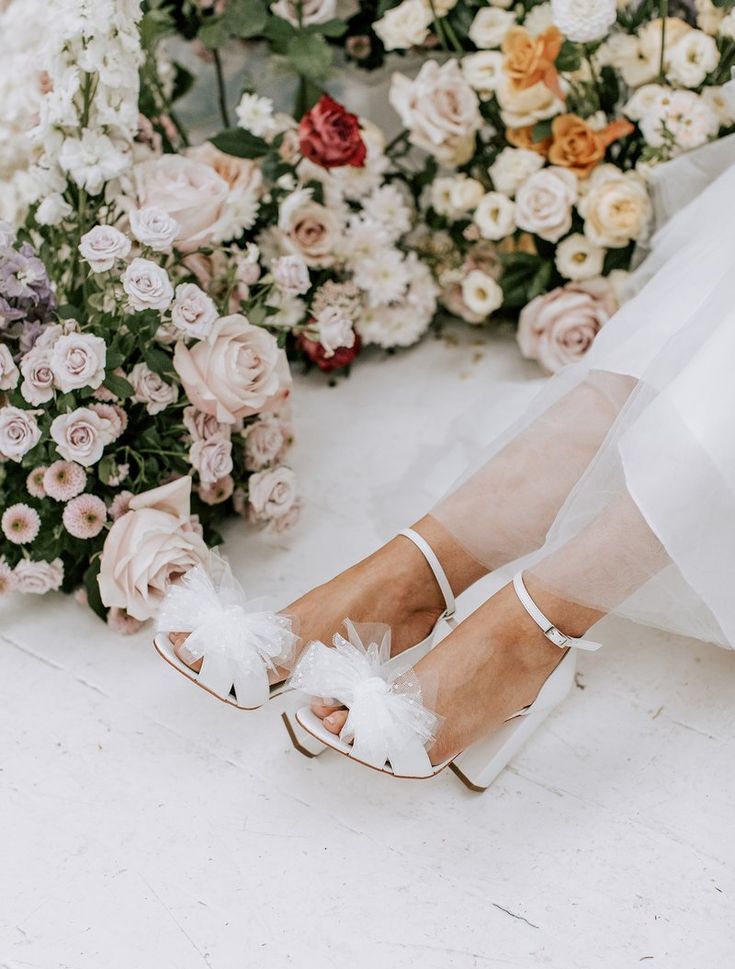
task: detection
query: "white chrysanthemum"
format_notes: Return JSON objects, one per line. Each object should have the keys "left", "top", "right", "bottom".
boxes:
{"left": 365, "top": 184, "right": 412, "bottom": 241}
{"left": 344, "top": 215, "right": 391, "bottom": 268}
{"left": 235, "top": 93, "right": 277, "bottom": 138}
{"left": 555, "top": 233, "right": 605, "bottom": 281}
{"left": 211, "top": 188, "right": 260, "bottom": 242}
{"left": 551, "top": 0, "right": 617, "bottom": 43}
{"left": 353, "top": 249, "right": 411, "bottom": 308}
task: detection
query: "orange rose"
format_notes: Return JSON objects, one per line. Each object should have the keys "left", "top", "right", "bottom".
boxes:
{"left": 547, "top": 114, "right": 635, "bottom": 177}
{"left": 507, "top": 125, "right": 552, "bottom": 155}
{"left": 502, "top": 26, "right": 564, "bottom": 100}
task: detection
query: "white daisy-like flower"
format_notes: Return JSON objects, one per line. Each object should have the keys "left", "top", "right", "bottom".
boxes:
{"left": 353, "top": 249, "right": 411, "bottom": 308}
{"left": 365, "top": 184, "right": 412, "bottom": 241}
{"left": 235, "top": 93, "right": 277, "bottom": 138}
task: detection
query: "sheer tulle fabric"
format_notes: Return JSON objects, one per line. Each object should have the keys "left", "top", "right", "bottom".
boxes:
{"left": 432, "top": 161, "right": 735, "bottom": 649}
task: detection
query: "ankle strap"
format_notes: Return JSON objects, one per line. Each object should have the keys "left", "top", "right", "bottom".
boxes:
{"left": 399, "top": 528, "right": 456, "bottom": 619}
{"left": 512, "top": 572, "right": 601, "bottom": 652}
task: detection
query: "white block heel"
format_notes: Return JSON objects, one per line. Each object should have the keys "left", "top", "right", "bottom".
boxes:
{"left": 291, "top": 570, "right": 601, "bottom": 790}
{"left": 283, "top": 527, "right": 457, "bottom": 759}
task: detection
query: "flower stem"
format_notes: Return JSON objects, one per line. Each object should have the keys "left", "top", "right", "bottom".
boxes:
{"left": 213, "top": 49, "right": 231, "bottom": 128}
{"left": 658, "top": 0, "right": 668, "bottom": 82}
{"left": 585, "top": 45, "right": 604, "bottom": 109}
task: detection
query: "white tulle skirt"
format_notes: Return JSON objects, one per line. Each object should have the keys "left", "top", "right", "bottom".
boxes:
{"left": 432, "top": 160, "right": 735, "bottom": 649}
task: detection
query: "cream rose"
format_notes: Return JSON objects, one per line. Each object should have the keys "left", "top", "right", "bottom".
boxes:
{"left": 496, "top": 77, "right": 564, "bottom": 128}
{"left": 462, "top": 51, "right": 505, "bottom": 97}
{"left": 98, "top": 476, "right": 209, "bottom": 621}
{"left": 515, "top": 167, "right": 577, "bottom": 243}
{"left": 50, "top": 407, "right": 112, "bottom": 466}
{"left": 0, "top": 345, "right": 19, "bottom": 391}
{"left": 278, "top": 193, "right": 341, "bottom": 268}
{"left": 578, "top": 167, "right": 651, "bottom": 248}
{"left": 129, "top": 206, "right": 180, "bottom": 252}
{"left": 244, "top": 416, "right": 291, "bottom": 471}
{"left": 374, "top": 0, "right": 432, "bottom": 51}
{"left": 0, "top": 405, "right": 41, "bottom": 462}
{"left": 129, "top": 362, "right": 180, "bottom": 415}
{"left": 79, "top": 225, "right": 131, "bottom": 273}
{"left": 248, "top": 465, "right": 297, "bottom": 521}
{"left": 489, "top": 146, "right": 545, "bottom": 195}
{"left": 182, "top": 406, "right": 230, "bottom": 442}
{"left": 189, "top": 433, "right": 233, "bottom": 484}
{"left": 390, "top": 60, "right": 482, "bottom": 166}
{"left": 49, "top": 332, "right": 107, "bottom": 393}
{"left": 174, "top": 314, "right": 290, "bottom": 423}
{"left": 19, "top": 349, "right": 55, "bottom": 405}
{"left": 171, "top": 283, "right": 218, "bottom": 339}
{"left": 518, "top": 277, "right": 617, "bottom": 373}
{"left": 122, "top": 258, "right": 174, "bottom": 312}
{"left": 131, "top": 155, "right": 230, "bottom": 253}
{"left": 474, "top": 191, "right": 517, "bottom": 240}
{"left": 468, "top": 7, "right": 516, "bottom": 48}
{"left": 13, "top": 558, "right": 64, "bottom": 594}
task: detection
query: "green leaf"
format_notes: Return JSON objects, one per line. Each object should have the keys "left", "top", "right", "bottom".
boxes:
{"left": 210, "top": 126, "right": 270, "bottom": 158}
{"left": 531, "top": 119, "right": 553, "bottom": 143}
{"left": 103, "top": 372, "right": 135, "bottom": 400}
{"left": 143, "top": 346, "right": 175, "bottom": 377}
{"left": 712, "top": 0, "right": 735, "bottom": 8}
{"left": 224, "top": 0, "right": 268, "bottom": 37}
{"left": 97, "top": 455, "right": 117, "bottom": 485}
{"left": 307, "top": 18, "right": 348, "bottom": 37}
{"left": 286, "top": 33, "right": 332, "bottom": 81}
{"left": 106, "top": 349, "right": 124, "bottom": 370}
{"left": 556, "top": 39, "right": 582, "bottom": 72}
{"left": 263, "top": 14, "right": 297, "bottom": 50}
{"left": 172, "top": 63, "right": 195, "bottom": 103}
{"left": 198, "top": 15, "right": 229, "bottom": 48}
{"left": 83, "top": 559, "right": 107, "bottom": 623}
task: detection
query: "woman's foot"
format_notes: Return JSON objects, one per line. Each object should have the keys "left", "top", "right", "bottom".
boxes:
{"left": 318, "top": 579, "right": 574, "bottom": 765}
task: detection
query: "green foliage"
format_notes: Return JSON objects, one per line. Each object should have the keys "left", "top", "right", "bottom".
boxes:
{"left": 210, "top": 127, "right": 270, "bottom": 158}
{"left": 287, "top": 33, "right": 333, "bottom": 81}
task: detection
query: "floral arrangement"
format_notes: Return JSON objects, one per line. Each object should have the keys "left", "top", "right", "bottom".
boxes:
{"left": 0, "top": 0, "right": 298, "bottom": 629}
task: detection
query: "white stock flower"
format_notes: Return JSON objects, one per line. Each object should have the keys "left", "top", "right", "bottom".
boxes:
{"left": 49, "top": 332, "right": 107, "bottom": 392}
{"left": 129, "top": 362, "right": 179, "bottom": 415}
{"left": 515, "top": 168, "right": 577, "bottom": 243}
{"left": 666, "top": 30, "right": 719, "bottom": 88}
{"left": 235, "top": 93, "right": 277, "bottom": 138}
{"left": 555, "top": 233, "right": 605, "bottom": 281}
{"left": 431, "top": 175, "right": 485, "bottom": 219}
{"left": 122, "top": 257, "right": 174, "bottom": 312}
{"left": 489, "top": 147, "right": 545, "bottom": 196}
{"left": 461, "top": 270, "right": 504, "bottom": 317}
{"left": 462, "top": 51, "right": 505, "bottom": 96}
{"left": 551, "top": 0, "right": 617, "bottom": 43}
{"left": 58, "top": 131, "right": 129, "bottom": 195}
{"left": 36, "top": 194, "right": 73, "bottom": 227}
{"left": 374, "top": 0, "right": 432, "bottom": 51}
{"left": 79, "top": 225, "right": 132, "bottom": 272}
{"left": 171, "top": 283, "right": 218, "bottom": 339}
{"left": 468, "top": 8, "right": 516, "bottom": 48}
{"left": 130, "top": 206, "right": 181, "bottom": 251}
{"left": 474, "top": 192, "right": 517, "bottom": 241}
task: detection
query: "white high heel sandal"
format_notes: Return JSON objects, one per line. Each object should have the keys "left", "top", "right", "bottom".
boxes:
{"left": 290, "top": 570, "right": 602, "bottom": 791}
{"left": 283, "top": 528, "right": 458, "bottom": 758}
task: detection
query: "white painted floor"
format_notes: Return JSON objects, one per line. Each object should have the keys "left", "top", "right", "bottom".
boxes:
{"left": 2, "top": 325, "right": 733, "bottom": 969}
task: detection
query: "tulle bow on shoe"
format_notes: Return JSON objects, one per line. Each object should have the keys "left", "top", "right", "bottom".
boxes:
{"left": 156, "top": 553, "right": 298, "bottom": 709}
{"left": 289, "top": 620, "right": 441, "bottom": 777}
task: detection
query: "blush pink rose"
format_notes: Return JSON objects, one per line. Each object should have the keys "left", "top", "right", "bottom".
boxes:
{"left": 517, "top": 278, "right": 617, "bottom": 373}
{"left": 173, "top": 314, "right": 290, "bottom": 423}
{"left": 98, "top": 476, "right": 209, "bottom": 621}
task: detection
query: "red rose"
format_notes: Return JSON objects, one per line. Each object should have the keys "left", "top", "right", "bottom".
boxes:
{"left": 297, "top": 333, "right": 362, "bottom": 372}
{"left": 298, "top": 95, "right": 367, "bottom": 169}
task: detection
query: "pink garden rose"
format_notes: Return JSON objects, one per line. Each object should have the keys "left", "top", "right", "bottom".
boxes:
{"left": 248, "top": 465, "right": 297, "bottom": 521}
{"left": 517, "top": 278, "right": 618, "bottom": 373}
{"left": 174, "top": 314, "right": 290, "bottom": 423}
{"left": 98, "top": 476, "right": 209, "bottom": 621}
{"left": 0, "top": 406, "right": 41, "bottom": 462}
{"left": 50, "top": 407, "right": 112, "bottom": 466}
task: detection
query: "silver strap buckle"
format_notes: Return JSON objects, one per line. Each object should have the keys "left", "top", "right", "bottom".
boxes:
{"left": 544, "top": 626, "right": 569, "bottom": 649}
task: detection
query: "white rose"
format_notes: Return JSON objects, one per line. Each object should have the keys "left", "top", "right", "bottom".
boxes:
{"left": 49, "top": 332, "right": 107, "bottom": 392}
{"left": 578, "top": 167, "right": 651, "bottom": 248}
{"left": 244, "top": 417, "right": 290, "bottom": 471}
{"left": 13, "top": 558, "right": 64, "bottom": 595}
{"left": 390, "top": 60, "right": 482, "bottom": 166}
{"left": 462, "top": 51, "right": 505, "bottom": 97}
{"left": 461, "top": 270, "right": 504, "bottom": 317}
{"left": 315, "top": 306, "right": 356, "bottom": 357}
{"left": 129, "top": 361, "right": 179, "bottom": 415}
{"left": 489, "top": 147, "right": 545, "bottom": 196}
{"left": 79, "top": 225, "right": 132, "bottom": 273}
{"left": 431, "top": 175, "right": 485, "bottom": 219}
{"left": 189, "top": 433, "right": 233, "bottom": 484}
{"left": 667, "top": 30, "right": 719, "bottom": 88}
{"left": 496, "top": 78, "right": 565, "bottom": 128}
{"left": 551, "top": 0, "right": 616, "bottom": 43}
{"left": 374, "top": 0, "right": 432, "bottom": 51}
{"left": 0, "top": 345, "right": 19, "bottom": 391}
{"left": 468, "top": 7, "right": 516, "bottom": 48}
{"left": 19, "top": 349, "right": 55, "bottom": 405}
{"left": 555, "top": 233, "right": 605, "bottom": 281}
{"left": 50, "top": 407, "right": 111, "bottom": 466}
{"left": 270, "top": 0, "right": 336, "bottom": 27}
{"left": 515, "top": 167, "right": 577, "bottom": 243}
{"left": 122, "top": 258, "right": 174, "bottom": 312}
{"left": 248, "top": 465, "right": 297, "bottom": 521}
{"left": 129, "top": 206, "right": 181, "bottom": 252}
{"left": 36, "top": 193, "right": 73, "bottom": 227}
{"left": 474, "top": 191, "right": 517, "bottom": 240}
{"left": 171, "top": 283, "right": 218, "bottom": 339}
{"left": 272, "top": 254, "right": 311, "bottom": 295}
{"left": 0, "top": 405, "right": 41, "bottom": 462}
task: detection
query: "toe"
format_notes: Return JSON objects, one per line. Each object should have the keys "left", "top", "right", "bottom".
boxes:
{"left": 311, "top": 698, "right": 342, "bottom": 719}
{"left": 323, "top": 710, "right": 348, "bottom": 735}
{"left": 170, "top": 633, "right": 203, "bottom": 673}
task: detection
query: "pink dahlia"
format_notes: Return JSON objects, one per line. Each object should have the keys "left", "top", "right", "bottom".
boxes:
{"left": 63, "top": 494, "right": 107, "bottom": 539}
{"left": 44, "top": 461, "right": 87, "bottom": 501}
{"left": 26, "top": 466, "right": 48, "bottom": 498}
{"left": 108, "top": 490, "right": 133, "bottom": 521}
{"left": 1, "top": 503, "right": 41, "bottom": 545}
